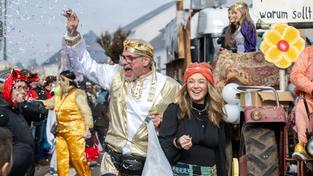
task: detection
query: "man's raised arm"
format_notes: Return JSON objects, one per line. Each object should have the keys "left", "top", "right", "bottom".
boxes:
{"left": 61, "top": 9, "right": 118, "bottom": 90}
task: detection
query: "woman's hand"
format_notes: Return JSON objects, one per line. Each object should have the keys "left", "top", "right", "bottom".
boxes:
{"left": 83, "top": 129, "right": 92, "bottom": 139}
{"left": 177, "top": 135, "right": 192, "bottom": 150}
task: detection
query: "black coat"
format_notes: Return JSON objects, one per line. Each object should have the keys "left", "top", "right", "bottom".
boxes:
{"left": 0, "top": 97, "right": 36, "bottom": 176}
{"left": 159, "top": 103, "right": 227, "bottom": 176}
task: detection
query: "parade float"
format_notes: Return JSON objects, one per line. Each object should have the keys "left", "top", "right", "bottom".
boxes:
{"left": 166, "top": 0, "right": 313, "bottom": 175}
{"left": 216, "top": 23, "right": 305, "bottom": 176}
{"left": 205, "top": 0, "right": 313, "bottom": 174}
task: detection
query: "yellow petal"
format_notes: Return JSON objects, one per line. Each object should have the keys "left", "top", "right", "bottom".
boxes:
{"left": 293, "top": 38, "right": 305, "bottom": 53}
{"left": 260, "top": 41, "right": 273, "bottom": 54}
{"left": 264, "top": 30, "right": 282, "bottom": 45}
{"left": 271, "top": 23, "right": 288, "bottom": 34}
{"left": 284, "top": 46, "right": 299, "bottom": 62}
{"left": 275, "top": 56, "right": 292, "bottom": 69}
{"left": 283, "top": 26, "right": 300, "bottom": 44}
{"left": 264, "top": 47, "right": 281, "bottom": 63}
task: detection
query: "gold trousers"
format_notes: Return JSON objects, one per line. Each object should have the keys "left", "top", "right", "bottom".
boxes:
{"left": 56, "top": 132, "right": 91, "bottom": 176}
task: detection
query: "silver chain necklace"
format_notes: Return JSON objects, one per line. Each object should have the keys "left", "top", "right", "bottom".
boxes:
{"left": 191, "top": 104, "right": 208, "bottom": 115}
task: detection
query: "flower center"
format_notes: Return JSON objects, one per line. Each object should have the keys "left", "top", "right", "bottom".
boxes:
{"left": 277, "top": 40, "right": 289, "bottom": 52}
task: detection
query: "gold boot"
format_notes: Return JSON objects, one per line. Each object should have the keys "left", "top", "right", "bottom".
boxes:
{"left": 292, "top": 142, "right": 310, "bottom": 160}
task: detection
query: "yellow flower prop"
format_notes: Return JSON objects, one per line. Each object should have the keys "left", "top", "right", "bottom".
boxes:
{"left": 260, "top": 23, "right": 305, "bottom": 69}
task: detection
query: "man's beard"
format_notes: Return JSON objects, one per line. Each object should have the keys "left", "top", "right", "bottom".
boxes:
{"left": 124, "top": 66, "right": 140, "bottom": 82}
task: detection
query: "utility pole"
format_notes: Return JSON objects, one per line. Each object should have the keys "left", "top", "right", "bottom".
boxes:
{"left": 0, "top": 0, "right": 7, "bottom": 60}
{"left": 4, "top": 0, "right": 6, "bottom": 61}
{"left": 177, "top": 0, "right": 191, "bottom": 65}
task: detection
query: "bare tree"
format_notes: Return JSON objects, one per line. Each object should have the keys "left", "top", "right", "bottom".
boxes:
{"left": 97, "top": 27, "right": 130, "bottom": 63}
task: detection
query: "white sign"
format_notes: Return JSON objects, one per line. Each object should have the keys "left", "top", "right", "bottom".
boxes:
{"left": 253, "top": 0, "right": 313, "bottom": 23}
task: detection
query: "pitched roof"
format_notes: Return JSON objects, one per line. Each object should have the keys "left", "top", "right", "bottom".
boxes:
{"left": 123, "top": 1, "right": 176, "bottom": 31}
{"left": 43, "top": 31, "right": 108, "bottom": 65}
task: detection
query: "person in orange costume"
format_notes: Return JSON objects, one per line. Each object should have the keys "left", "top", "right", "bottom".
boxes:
{"left": 290, "top": 46, "right": 313, "bottom": 160}
{"left": 44, "top": 70, "right": 93, "bottom": 176}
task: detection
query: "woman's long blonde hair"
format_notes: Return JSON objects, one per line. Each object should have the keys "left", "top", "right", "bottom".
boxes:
{"left": 176, "top": 83, "right": 224, "bottom": 127}
{"left": 232, "top": 2, "right": 253, "bottom": 25}
{"left": 224, "top": 8, "right": 239, "bottom": 49}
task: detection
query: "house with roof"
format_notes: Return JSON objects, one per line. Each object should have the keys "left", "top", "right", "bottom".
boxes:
{"left": 38, "top": 1, "right": 176, "bottom": 76}
{"left": 123, "top": 0, "right": 176, "bottom": 74}
{"left": 38, "top": 31, "right": 108, "bottom": 75}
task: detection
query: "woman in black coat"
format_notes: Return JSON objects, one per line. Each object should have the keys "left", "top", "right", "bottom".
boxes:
{"left": 159, "top": 63, "right": 226, "bottom": 176}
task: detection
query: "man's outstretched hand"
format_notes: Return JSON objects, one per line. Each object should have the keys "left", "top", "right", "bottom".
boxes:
{"left": 62, "top": 8, "right": 79, "bottom": 37}
{"left": 149, "top": 111, "right": 163, "bottom": 128}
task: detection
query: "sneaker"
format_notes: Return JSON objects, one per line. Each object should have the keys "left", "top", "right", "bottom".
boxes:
{"left": 292, "top": 142, "right": 310, "bottom": 160}
{"left": 48, "top": 167, "right": 57, "bottom": 176}
{"left": 88, "top": 160, "right": 99, "bottom": 167}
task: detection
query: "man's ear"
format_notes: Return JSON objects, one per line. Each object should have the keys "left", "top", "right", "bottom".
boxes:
{"left": 1, "top": 162, "right": 10, "bottom": 176}
{"left": 143, "top": 57, "right": 152, "bottom": 67}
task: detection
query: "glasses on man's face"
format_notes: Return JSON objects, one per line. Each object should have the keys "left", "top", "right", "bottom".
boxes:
{"left": 12, "top": 85, "right": 28, "bottom": 92}
{"left": 119, "top": 54, "right": 143, "bottom": 63}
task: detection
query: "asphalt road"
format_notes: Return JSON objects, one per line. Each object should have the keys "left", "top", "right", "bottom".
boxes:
{"left": 35, "top": 154, "right": 103, "bottom": 176}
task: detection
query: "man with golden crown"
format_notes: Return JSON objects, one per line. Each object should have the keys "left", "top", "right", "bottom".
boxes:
{"left": 62, "top": 9, "right": 181, "bottom": 176}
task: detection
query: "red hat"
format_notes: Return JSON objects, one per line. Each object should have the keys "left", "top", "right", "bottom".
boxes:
{"left": 183, "top": 62, "right": 214, "bottom": 86}
{"left": 2, "top": 69, "right": 28, "bottom": 105}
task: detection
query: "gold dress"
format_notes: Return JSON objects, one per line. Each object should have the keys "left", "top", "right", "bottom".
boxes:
{"left": 48, "top": 88, "right": 93, "bottom": 176}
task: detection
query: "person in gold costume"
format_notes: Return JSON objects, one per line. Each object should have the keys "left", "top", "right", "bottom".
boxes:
{"left": 61, "top": 9, "right": 181, "bottom": 176}
{"left": 44, "top": 70, "right": 93, "bottom": 176}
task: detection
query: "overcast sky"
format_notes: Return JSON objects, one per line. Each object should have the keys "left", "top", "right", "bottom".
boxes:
{"left": 4, "top": 0, "right": 172, "bottom": 65}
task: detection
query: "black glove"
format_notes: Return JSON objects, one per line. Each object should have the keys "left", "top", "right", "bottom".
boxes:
{"left": 17, "top": 100, "right": 48, "bottom": 122}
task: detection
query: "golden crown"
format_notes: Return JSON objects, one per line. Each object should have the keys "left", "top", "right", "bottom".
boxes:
{"left": 123, "top": 39, "right": 154, "bottom": 59}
